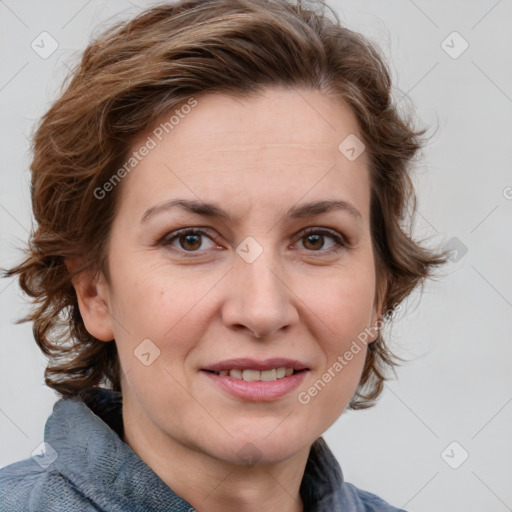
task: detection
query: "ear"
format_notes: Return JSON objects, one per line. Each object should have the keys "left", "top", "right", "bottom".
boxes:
{"left": 65, "top": 258, "right": 115, "bottom": 342}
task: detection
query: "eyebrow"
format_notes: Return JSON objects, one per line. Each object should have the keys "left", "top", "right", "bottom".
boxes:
{"left": 140, "top": 198, "right": 362, "bottom": 224}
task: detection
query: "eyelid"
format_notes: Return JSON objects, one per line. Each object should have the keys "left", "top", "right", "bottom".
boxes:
{"left": 158, "top": 226, "right": 349, "bottom": 255}
{"left": 299, "top": 226, "right": 348, "bottom": 245}
{"left": 157, "top": 227, "right": 220, "bottom": 253}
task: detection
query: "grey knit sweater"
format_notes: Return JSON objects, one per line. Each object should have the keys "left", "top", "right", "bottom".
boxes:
{"left": 0, "top": 388, "right": 407, "bottom": 511}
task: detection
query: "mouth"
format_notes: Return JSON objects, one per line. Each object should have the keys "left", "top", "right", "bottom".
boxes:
{"left": 200, "top": 358, "right": 310, "bottom": 401}
{"left": 203, "top": 367, "right": 306, "bottom": 381}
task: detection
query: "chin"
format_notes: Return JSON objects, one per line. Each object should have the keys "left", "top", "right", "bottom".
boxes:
{"left": 218, "top": 428, "right": 314, "bottom": 466}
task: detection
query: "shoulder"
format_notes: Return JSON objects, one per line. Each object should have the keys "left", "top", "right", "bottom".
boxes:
{"left": 0, "top": 457, "right": 96, "bottom": 512}
{"left": 340, "top": 481, "right": 408, "bottom": 511}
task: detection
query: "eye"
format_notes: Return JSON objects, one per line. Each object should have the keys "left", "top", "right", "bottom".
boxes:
{"left": 160, "top": 228, "right": 218, "bottom": 253}
{"left": 158, "top": 227, "right": 347, "bottom": 256}
{"left": 295, "top": 227, "right": 347, "bottom": 254}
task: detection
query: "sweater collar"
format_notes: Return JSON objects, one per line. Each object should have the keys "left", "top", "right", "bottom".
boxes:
{"left": 45, "top": 387, "right": 345, "bottom": 511}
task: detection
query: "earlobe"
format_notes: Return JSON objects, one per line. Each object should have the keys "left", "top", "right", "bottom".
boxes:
{"left": 65, "top": 259, "right": 115, "bottom": 342}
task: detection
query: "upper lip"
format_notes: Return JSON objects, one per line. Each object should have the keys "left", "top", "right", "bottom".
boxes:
{"left": 202, "top": 358, "right": 309, "bottom": 372}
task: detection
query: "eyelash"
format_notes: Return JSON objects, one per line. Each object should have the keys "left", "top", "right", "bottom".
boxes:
{"left": 158, "top": 227, "right": 347, "bottom": 257}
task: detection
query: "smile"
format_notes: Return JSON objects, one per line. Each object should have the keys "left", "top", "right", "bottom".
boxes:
{"left": 206, "top": 368, "right": 300, "bottom": 381}
{"left": 201, "top": 358, "right": 309, "bottom": 401}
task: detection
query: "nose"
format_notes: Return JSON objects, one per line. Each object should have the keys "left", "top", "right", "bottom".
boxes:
{"left": 221, "top": 251, "right": 299, "bottom": 340}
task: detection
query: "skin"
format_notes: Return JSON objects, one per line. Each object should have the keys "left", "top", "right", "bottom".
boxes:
{"left": 69, "top": 87, "right": 385, "bottom": 512}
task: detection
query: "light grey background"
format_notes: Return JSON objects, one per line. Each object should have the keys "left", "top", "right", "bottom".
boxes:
{"left": 1, "top": 1, "right": 511, "bottom": 511}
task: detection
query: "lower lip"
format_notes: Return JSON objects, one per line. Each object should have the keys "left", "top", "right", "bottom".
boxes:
{"left": 201, "top": 370, "right": 308, "bottom": 401}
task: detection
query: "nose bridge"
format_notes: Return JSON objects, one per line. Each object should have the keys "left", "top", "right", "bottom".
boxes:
{"left": 241, "top": 247, "right": 283, "bottom": 299}
{"left": 223, "top": 237, "right": 296, "bottom": 338}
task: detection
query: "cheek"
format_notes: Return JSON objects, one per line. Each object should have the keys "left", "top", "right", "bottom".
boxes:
{"left": 108, "top": 260, "right": 217, "bottom": 369}
{"left": 108, "top": 251, "right": 186, "bottom": 328}
{"left": 299, "top": 278, "right": 371, "bottom": 416}
{"left": 300, "top": 265, "right": 376, "bottom": 347}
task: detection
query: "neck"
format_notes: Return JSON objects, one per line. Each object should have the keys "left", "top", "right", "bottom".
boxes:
{"left": 122, "top": 399, "right": 307, "bottom": 512}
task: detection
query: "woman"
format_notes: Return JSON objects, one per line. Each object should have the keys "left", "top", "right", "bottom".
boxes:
{"left": 0, "top": 0, "right": 446, "bottom": 510}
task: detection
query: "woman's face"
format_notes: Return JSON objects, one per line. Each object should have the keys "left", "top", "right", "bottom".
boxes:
{"left": 84, "top": 87, "right": 382, "bottom": 465}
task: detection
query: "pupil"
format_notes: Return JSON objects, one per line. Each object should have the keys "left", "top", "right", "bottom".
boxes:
{"left": 179, "top": 234, "right": 325, "bottom": 251}
{"left": 181, "top": 234, "right": 201, "bottom": 250}
{"left": 305, "top": 234, "right": 322, "bottom": 250}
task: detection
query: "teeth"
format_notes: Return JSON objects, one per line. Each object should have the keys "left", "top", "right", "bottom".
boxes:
{"left": 260, "top": 369, "right": 277, "bottom": 381}
{"left": 230, "top": 369, "right": 243, "bottom": 379}
{"left": 214, "top": 367, "right": 299, "bottom": 381}
{"left": 242, "top": 369, "right": 260, "bottom": 381}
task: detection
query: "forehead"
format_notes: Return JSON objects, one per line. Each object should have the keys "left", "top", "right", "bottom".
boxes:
{"left": 159, "top": 87, "right": 364, "bottom": 150}
{"left": 116, "top": 87, "right": 370, "bottom": 223}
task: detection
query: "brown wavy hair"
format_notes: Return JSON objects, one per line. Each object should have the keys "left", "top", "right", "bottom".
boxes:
{"left": 2, "top": 0, "right": 447, "bottom": 409}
